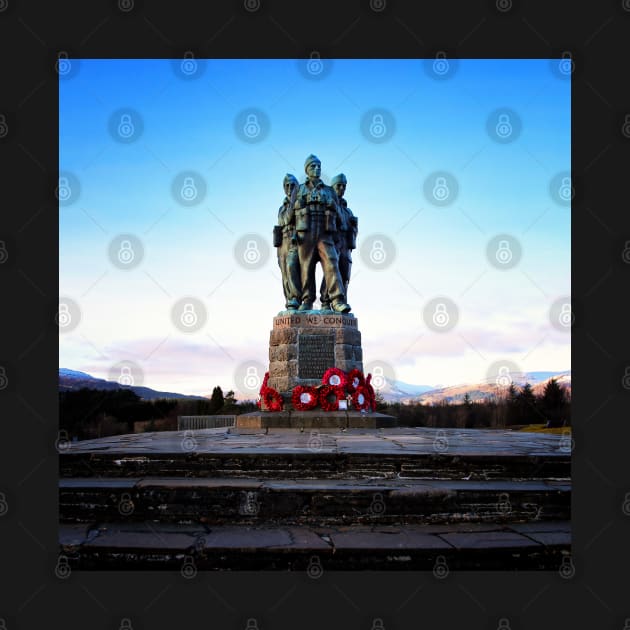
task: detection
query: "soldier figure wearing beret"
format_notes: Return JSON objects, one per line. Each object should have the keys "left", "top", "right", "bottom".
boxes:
{"left": 320, "top": 173, "right": 357, "bottom": 311}
{"left": 274, "top": 174, "right": 301, "bottom": 310}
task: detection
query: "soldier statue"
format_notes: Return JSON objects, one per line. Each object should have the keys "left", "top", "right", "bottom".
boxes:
{"left": 274, "top": 174, "right": 301, "bottom": 310}
{"left": 293, "top": 154, "right": 351, "bottom": 313}
{"left": 320, "top": 173, "right": 357, "bottom": 310}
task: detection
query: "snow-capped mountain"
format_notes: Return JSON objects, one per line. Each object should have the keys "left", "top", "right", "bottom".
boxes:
{"left": 58, "top": 368, "right": 204, "bottom": 400}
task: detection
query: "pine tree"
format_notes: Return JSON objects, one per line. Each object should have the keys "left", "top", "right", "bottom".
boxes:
{"left": 506, "top": 382, "right": 520, "bottom": 426}
{"left": 516, "top": 383, "right": 538, "bottom": 425}
{"left": 541, "top": 378, "right": 567, "bottom": 428}
{"left": 209, "top": 386, "right": 224, "bottom": 413}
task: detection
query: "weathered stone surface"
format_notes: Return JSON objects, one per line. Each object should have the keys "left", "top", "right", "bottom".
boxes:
{"left": 270, "top": 328, "right": 298, "bottom": 346}
{"left": 439, "top": 531, "right": 539, "bottom": 549}
{"left": 336, "top": 328, "right": 361, "bottom": 345}
{"left": 269, "top": 359, "right": 297, "bottom": 378}
{"left": 334, "top": 344, "right": 356, "bottom": 361}
{"left": 269, "top": 344, "right": 297, "bottom": 362}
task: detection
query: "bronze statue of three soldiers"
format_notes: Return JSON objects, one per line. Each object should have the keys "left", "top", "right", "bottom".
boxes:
{"left": 274, "top": 154, "right": 358, "bottom": 314}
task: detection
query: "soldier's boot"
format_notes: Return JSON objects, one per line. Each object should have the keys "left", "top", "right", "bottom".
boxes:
{"left": 298, "top": 301, "right": 313, "bottom": 311}
{"left": 331, "top": 300, "right": 351, "bottom": 313}
{"left": 286, "top": 298, "right": 300, "bottom": 310}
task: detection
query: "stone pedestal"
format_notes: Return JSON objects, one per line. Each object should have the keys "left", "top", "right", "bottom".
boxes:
{"left": 267, "top": 312, "right": 363, "bottom": 394}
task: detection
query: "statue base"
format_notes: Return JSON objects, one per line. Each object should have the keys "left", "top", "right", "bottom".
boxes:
{"left": 267, "top": 311, "right": 363, "bottom": 396}
{"left": 236, "top": 410, "right": 398, "bottom": 430}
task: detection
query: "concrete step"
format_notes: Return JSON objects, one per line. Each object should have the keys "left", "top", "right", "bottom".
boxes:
{"left": 60, "top": 451, "right": 569, "bottom": 480}
{"left": 59, "top": 477, "right": 570, "bottom": 525}
{"left": 59, "top": 520, "right": 571, "bottom": 570}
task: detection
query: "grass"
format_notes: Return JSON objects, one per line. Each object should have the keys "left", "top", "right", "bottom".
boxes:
{"left": 515, "top": 423, "right": 571, "bottom": 434}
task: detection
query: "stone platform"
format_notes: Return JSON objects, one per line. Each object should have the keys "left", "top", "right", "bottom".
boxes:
{"left": 268, "top": 311, "right": 362, "bottom": 394}
{"left": 236, "top": 410, "right": 397, "bottom": 429}
{"left": 59, "top": 427, "right": 571, "bottom": 569}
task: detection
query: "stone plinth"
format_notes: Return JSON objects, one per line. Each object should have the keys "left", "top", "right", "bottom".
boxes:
{"left": 236, "top": 410, "right": 398, "bottom": 430}
{"left": 268, "top": 312, "right": 363, "bottom": 394}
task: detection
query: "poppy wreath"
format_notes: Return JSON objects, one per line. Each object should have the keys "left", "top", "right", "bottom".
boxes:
{"left": 365, "top": 373, "right": 377, "bottom": 411}
{"left": 291, "top": 385, "right": 319, "bottom": 411}
{"left": 258, "top": 371, "right": 283, "bottom": 412}
{"left": 321, "top": 367, "right": 347, "bottom": 390}
{"left": 346, "top": 368, "right": 365, "bottom": 394}
{"left": 319, "top": 385, "right": 345, "bottom": 411}
{"left": 262, "top": 386, "right": 284, "bottom": 412}
{"left": 351, "top": 385, "right": 371, "bottom": 411}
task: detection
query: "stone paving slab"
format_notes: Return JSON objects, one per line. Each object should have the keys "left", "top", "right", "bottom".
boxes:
{"left": 59, "top": 476, "right": 571, "bottom": 494}
{"left": 61, "top": 521, "right": 571, "bottom": 553}
{"left": 63, "top": 427, "right": 571, "bottom": 457}
{"left": 438, "top": 531, "right": 541, "bottom": 549}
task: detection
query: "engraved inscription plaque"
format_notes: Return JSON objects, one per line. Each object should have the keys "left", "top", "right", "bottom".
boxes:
{"left": 298, "top": 334, "right": 335, "bottom": 379}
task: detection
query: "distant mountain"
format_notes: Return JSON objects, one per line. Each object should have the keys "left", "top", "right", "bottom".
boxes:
{"left": 401, "top": 371, "right": 571, "bottom": 405}
{"left": 58, "top": 368, "right": 205, "bottom": 400}
{"left": 369, "top": 377, "right": 433, "bottom": 402}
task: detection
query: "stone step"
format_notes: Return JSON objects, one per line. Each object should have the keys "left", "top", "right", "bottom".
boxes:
{"left": 59, "top": 477, "right": 570, "bottom": 525}
{"left": 59, "top": 520, "right": 571, "bottom": 570}
{"left": 60, "top": 451, "right": 569, "bottom": 480}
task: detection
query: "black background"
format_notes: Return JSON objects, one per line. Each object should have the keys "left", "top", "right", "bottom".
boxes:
{"left": 1, "top": 0, "right": 629, "bottom": 628}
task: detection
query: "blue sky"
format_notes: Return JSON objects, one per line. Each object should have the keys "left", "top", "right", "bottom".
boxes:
{"left": 59, "top": 58, "right": 570, "bottom": 396}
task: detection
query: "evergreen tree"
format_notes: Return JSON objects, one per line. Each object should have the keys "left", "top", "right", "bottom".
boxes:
{"left": 506, "top": 383, "right": 520, "bottom": 425}
{"left": 209, "top": 386, "right": 224, "bottom": 413}
{"left": 516, "top": 383, "right": 538, "bottom": 425}
{"left": 541, "top": 378, "right": 567, "bottom": 427}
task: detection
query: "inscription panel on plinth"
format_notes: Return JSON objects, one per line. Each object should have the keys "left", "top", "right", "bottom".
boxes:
{"left": 298, "top": 334, "right": 334, "bottom": 379}
{"left": 274, "top": 314, "right": 357, "bottom": 329}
